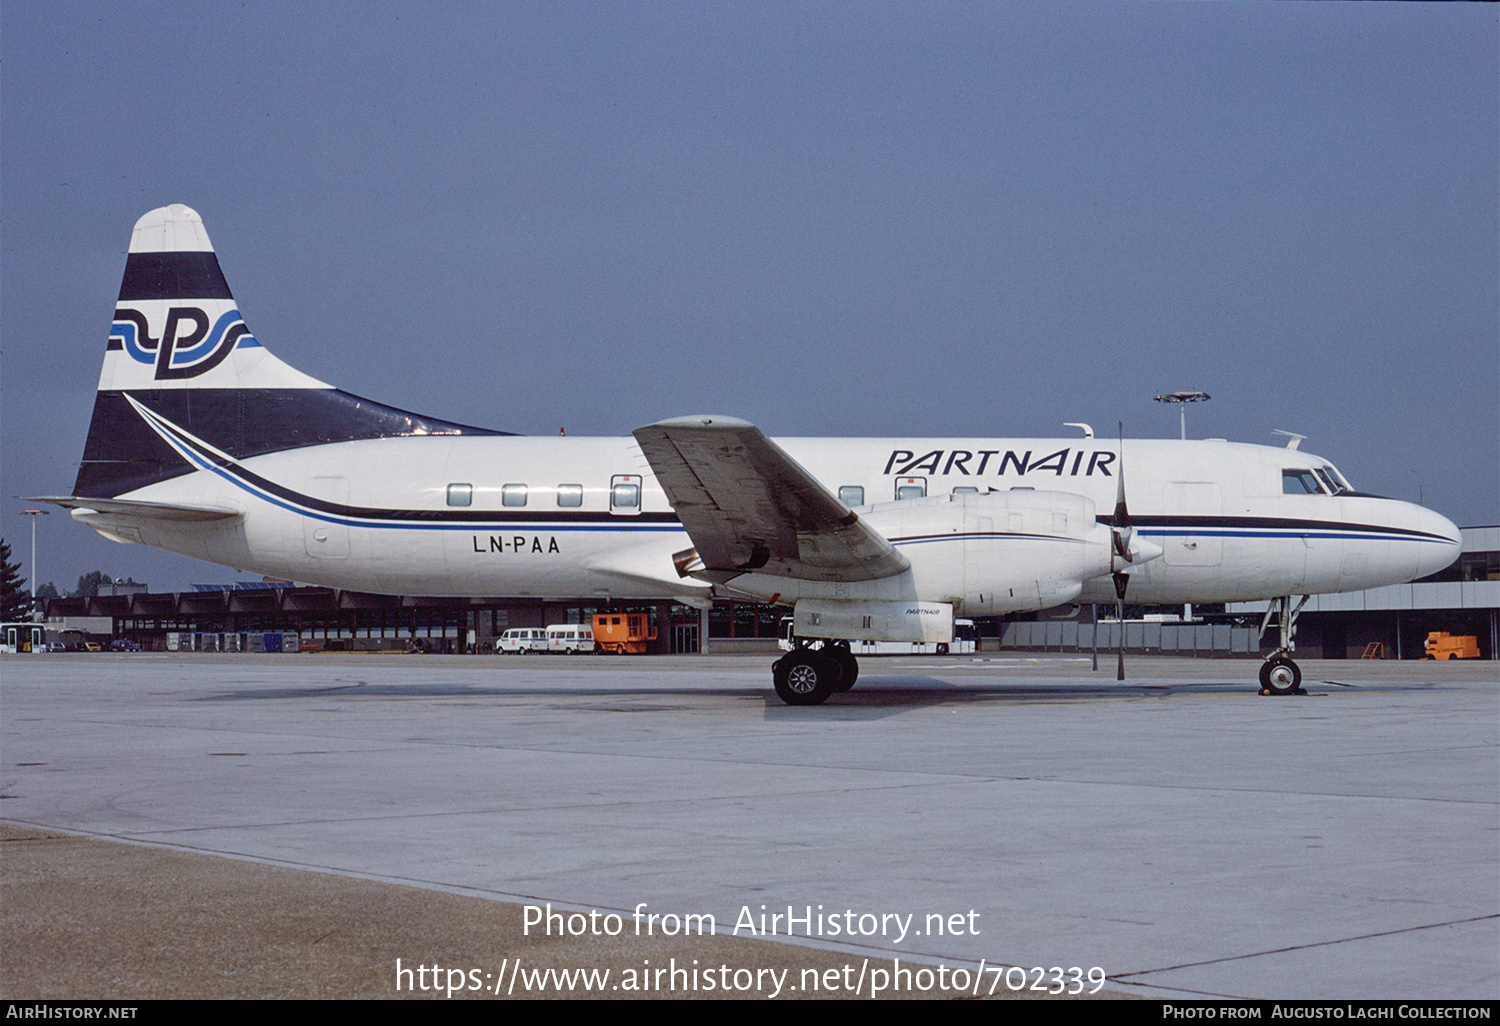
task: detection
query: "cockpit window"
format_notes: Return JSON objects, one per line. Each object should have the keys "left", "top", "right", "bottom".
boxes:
{"left": 1282, "top": 469, "right": 1324, "bottom": 495}
{"left": 1312, "top": 468, "right": 1340, "bottom": 495}
{"left": 1323, "top": 464, "right": 1353, "bottom": 492}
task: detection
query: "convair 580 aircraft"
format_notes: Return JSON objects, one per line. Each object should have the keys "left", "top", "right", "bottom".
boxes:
{"left": 40, "top": 206, "right": 1461, "bottom": 704}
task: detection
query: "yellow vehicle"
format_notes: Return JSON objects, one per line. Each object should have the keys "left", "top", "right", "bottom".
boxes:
{"left": 1423, "top": 632, "right": 1479, "bottom": 660}
{"left": 591, "top": 612, "right": 657, "bottom": 655}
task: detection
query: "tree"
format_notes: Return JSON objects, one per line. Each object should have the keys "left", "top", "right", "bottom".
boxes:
{"left": 36, "top": 582, "right": 60, "bottom": 600}
{"left": 74, "top": 570, "right": 111, "bottom": 599}
{"left": 0, "top": 539, "right": 30, "bottom": 621}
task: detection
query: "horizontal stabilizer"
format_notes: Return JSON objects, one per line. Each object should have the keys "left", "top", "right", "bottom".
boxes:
{"left": 632, "top": 416, "right": 909, "bottom": 583}
{"left": 29, "top": 496, "right": 242, "bottom": 522}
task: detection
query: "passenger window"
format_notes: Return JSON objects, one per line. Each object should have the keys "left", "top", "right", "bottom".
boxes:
{"left": 557, "top": 484, "right": 583, "bottom": 507}
{"left": 952, "top": 486, "right": 978, "bottom": 495}
{"left": 895, "top": 476, "right": 926, "bottom": 500}
{"left": 838, "top": 485, "right": 864, "bottom": 506}
{"left": 1282, "top": 470, "right": 1322, "bottom": 495}
{"left": 502, "top": 484, "right": 528, "bottom": 507}
{"left": 446, "top": 483, "right": 473, "bottom": 507}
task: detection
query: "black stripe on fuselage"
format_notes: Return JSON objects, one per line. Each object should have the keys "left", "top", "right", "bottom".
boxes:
{"left": 1113, "top": 513, "right": 1452, "bottom": 543}
{"left": 118, "top": 252, "right": 233, "bottom": 301}
{"left": 891, "top": 532, "right": 1082, "bottom": 545}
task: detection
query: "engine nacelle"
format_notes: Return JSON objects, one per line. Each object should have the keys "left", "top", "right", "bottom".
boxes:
{"left": 795, "top": 599, "right": 955, "bottom": 644}
{"left": 725, "top": 489, "right": 1117, "bottom": 626}
{"left": 859, "top": 489, "right": 1114, "bottom": 616}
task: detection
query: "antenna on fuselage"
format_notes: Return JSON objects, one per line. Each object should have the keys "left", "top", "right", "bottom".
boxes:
{"left": 1271, "top": 429, "right": 1306, "bottom": 450}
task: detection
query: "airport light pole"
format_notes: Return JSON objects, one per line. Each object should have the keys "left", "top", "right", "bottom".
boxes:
{"left": 1154, "top": 390, "right": 1211, "bottom": 440}
{"left": 19, "top": 509, "right": 49, "bottom": 620}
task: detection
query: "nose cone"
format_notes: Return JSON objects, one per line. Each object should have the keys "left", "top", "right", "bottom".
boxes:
{"left": 1132, "top": 536, "right": 1165, "bottom": 565}
{"left": 1414, "top": 507, "right": 1462, "bottom": 579}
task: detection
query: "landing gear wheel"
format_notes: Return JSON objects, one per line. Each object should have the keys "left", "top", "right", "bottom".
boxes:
{"left": 1259, "top": 656, "right": 1303, "bottom": 696}
{"left": 830, "top": 647, "right": 859, "bottom": 692}
{"left": 773, "top": 650, "right": 837, "bottom": 706}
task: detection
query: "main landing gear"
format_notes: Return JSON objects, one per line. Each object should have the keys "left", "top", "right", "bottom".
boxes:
{"left": 772, "top": 640, "right": 858, "bottom": 706}
{"left": 1258, "top": 595, "right": 1309, "bottom": 696}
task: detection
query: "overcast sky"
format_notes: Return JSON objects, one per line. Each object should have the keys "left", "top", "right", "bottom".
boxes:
{"left": 2, "top": 1, "right": 1496, "bottom": 594}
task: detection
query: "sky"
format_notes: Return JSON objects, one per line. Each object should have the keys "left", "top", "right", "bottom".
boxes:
{"left": 2, "top": 1, "right": 1496, "bottom": 594}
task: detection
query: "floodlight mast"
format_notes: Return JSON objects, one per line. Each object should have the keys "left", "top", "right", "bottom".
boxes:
{"left": 1153, "top": 390, "right": 1211, "bottom": 440}
{"left": 19, "top": 508, "right": 49, "bottom": 620}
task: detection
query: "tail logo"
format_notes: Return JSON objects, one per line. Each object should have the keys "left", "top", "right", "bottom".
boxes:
{"left": 111, "top": 305, "right": 261, "bottom": 380}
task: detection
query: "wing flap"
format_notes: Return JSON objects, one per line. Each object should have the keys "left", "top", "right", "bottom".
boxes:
{"left": 632, "top": 417, "right": 908, "bottom": 583}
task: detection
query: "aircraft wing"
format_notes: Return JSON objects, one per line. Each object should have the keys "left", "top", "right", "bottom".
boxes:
{"left": 28, "top": 496, "right": 243, "bottom": 522}
{"left": 632, "top": 416, "right": 909, "bottom": 583}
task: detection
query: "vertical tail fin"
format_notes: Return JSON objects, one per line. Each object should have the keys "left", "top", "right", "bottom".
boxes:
{"left": 100, "top": 204, "right": 329, "bottom": 393}
{"left": 74, "top": 205, "right": 499, "bottom": 499}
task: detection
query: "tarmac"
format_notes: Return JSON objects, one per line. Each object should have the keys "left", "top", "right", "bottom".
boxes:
{"left": 2, "top": 651, "right": 1495, "bottom": 1000}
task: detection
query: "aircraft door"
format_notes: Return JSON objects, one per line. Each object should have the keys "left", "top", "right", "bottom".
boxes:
{"left": 303, "top": 476, "right": 351, "bottom": 558}
{"left": 1162, "top": 482, "right": 1222, "bottom": 566}
{"left": 610, "top": 475, "right": 643, "bottom": 516}
{"left": 966, "top": 516, "right": 996, "bottom": 605}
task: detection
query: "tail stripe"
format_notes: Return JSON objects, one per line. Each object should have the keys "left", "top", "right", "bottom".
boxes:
{"left": 118, "top": 251, "right": 232, "bottom": 301}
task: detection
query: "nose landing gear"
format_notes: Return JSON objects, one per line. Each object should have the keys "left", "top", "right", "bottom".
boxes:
{"left": 1258, "top": 595, "right": 1308, "bottom": 696}
{"left": 1259, "top": 654, "right": 1302, "bottom": 695}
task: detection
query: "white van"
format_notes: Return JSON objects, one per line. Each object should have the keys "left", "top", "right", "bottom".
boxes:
{"left": 544, "top": 624, "right": 595, "bottom": 654}
{"left": 495, "top": 628, "right": 547, "bottom": 654}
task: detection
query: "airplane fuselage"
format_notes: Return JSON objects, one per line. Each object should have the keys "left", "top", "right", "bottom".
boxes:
{"left": 77, "top": 432, "right": 1459, "bottom": 612}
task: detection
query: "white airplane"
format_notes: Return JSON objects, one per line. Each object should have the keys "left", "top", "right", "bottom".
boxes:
{"left": 38, "top": 206, "right": 1461, "bottom": 704}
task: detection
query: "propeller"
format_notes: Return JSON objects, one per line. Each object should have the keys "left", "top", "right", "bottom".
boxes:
{"left": 1111, "top": 424, "right": 1130, "bottom": 681}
